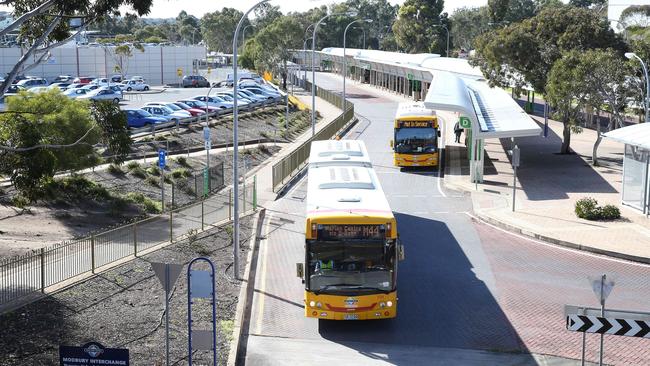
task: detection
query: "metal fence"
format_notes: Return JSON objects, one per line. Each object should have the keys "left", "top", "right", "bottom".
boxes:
{"left": 0, "top": 182, "right": 256, "bottom": 308}
{"left": 272, "top": 78, "right": 356, "bottom": 191}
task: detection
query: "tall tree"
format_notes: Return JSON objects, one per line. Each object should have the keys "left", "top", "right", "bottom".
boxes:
{"left": 471, "top": 5, "right": 626, "bottom": 153}
{"left": 201, "top": 7, "right": 246, "bottom": 53}
{"left": 487, "top": 0, "right": 536, "bottom": 24}
{"left": 392, "top": 0, "right": 448, "bottom": 54}
{"left": 449, "top": 6, "right": 490, "bottom": 52}
{"left": 1, "top": 0, "right": 153, "bottom": 98}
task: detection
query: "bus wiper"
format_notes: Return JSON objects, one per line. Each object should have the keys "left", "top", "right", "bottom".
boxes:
{"left": 346, "top": 285, "right": 392, "bottom": 293}
{"left": 315, "top": 283, "right": 361, "bottom": 294}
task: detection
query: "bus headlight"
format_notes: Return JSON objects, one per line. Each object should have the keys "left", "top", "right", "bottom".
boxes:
{"left": 387, "top": 301, "right": 393, "bottom": 307}
{"left": 316, "top": 302, "right": 322, "bottom": 308}
{"left": 309, "top": 301, "right": 316, "bottom": 307}
{"left": 379, "top": 302, "right": 386, "bottom": 308}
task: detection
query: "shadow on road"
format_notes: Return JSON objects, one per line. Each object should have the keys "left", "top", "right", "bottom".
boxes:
{"left": 317, "top": 213, "right": 529, "bottom": 364}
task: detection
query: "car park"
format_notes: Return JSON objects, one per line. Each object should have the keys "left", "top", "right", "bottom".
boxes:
{"left": 16, "top": 77, "right": 48, "bottom": 89}
{"left": 144, "top": 102, "right": 192, "bottom": 118}
{"left": 141, "top": 105, "right": 184, "bottom": 123}
{"left": 171, "top": 102, "right": 206, "bottom": 116}
{"left": 178, "top": 99, "right": 219, "bottom": 113}
{"left": 124, "top": 109, "right": 167, "bottom": 128}
{"left": 78, "top": 87, "right": 122, "bottom": 103}
{"left": 48, "top": 82, "right": 71, "bottom": 91}
{"left": 182, "top": 75, "right": 210, "bottom": 88}
{"left": 240, "top": 85, "right": 281, "bottom": 100}
{"left": 121, "top": 80, "right": 150, "bottom": 91}
{"left": 217, "top": 91, "right": 252, "bottom": 108}
{"left": 192, "top": 95, "right": 233, "bottom": 109}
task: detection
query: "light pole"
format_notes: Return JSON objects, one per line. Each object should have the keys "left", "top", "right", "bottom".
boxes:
{"left": 626, "top": 52, "right": 650, "bottom": 123}
{"left": 312, "top": 11, "right": 356, "bottom": 135}
{"left": 303, "top": 23, "right": 323, "bottom": 88}
{"left": 242, "top": 24, "right": 253, "bottom": 47}
{"left": 233, "top": 0, "right": 270, "bottom": 279}
{"left": 344, "top": 19, "right": 372, "bottom": 111}
{"left": 432, "top": 24, "right": 449, "bottom": 57}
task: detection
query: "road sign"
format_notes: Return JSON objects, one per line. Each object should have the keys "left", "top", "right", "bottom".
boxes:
{"left": 60, "top": 342, "right": 129, "bottom": 365}
{"left": 566, "top": 314, "right": 650, "bottom": 338}
{"left": 590, "top": 275, "right": 615, "bottom": 304}
{"left": 158, "top": 149, "right": 166, "bottom": 168}
{"left": 459, "top": 116, "right": 471, "bottom": 129}
{"left": 203, "top": 126, "right": 210, "bottom": 142}
{"left": 177, "top": 67, "right": 183, "bottom": 77}
{"left": 187, "top": 257, "right": 217, "bottom": 365}
{"left": 511, "top": 145, "right": 520, "bottom": 167}
{"left": 151, "top": 262, "right": 183, "bottom": 366}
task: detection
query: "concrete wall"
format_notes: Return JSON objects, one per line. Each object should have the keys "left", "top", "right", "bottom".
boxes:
{"left": 0, "top": 45, "right": 207, "bottom": 86}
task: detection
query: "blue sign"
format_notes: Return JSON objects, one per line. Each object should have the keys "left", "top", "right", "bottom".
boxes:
{"left": 158, "top": 149, "right": 166, "bottom": 168}
{"left": 59, "top": 342, "right": 129, "bottom": 366}
{"left": 203, "top": 126, "right": 210, "bottom": 142}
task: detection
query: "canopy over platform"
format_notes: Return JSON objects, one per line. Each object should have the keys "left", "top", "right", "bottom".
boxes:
{"left": 603, "top": 122, "right": 650, "bottom": 150}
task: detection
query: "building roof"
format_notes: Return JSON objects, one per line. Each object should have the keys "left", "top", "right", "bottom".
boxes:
{"left": 603, "top": 122, "right": 650, "bottom": 150}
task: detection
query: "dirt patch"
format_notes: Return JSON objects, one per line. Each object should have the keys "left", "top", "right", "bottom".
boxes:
{"left": 0, "top": 214, "right": 254, "bottom": 365}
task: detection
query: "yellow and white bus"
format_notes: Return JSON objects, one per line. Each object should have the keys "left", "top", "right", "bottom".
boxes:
{"left": 297, "top": 140, "right": 404, "bottom": 320}
{"left": 391, "top": 102, "right": 440, "bottom": 167}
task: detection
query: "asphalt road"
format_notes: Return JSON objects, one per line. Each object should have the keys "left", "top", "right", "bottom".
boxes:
{"left": 244, "top": 73, "right": 650, "bottom": 365}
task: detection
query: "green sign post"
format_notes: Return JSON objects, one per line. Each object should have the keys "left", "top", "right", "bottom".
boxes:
{"left": 459, "top": 116, "right": 472, "bottom": 129}
{"left": 407, "top": 73, "right": 414, "bottom": 80}
{"left": 203, "top": 167, "right": 209, "bottom": 197}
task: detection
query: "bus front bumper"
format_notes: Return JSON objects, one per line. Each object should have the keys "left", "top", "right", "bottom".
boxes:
{"left": 394, "top": 153, "right": 437, "bottom": 167}
{"left": 304, "top": 291, "right": 397, "bottom": 320}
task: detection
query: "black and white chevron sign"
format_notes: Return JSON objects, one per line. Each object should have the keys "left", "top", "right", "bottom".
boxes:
{"left": 566, "top": 314, "right": 650, "bottom": 338}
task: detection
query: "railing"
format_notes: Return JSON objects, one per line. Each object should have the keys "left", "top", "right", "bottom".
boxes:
{"left": 272, "top": 77, "right": 356, "bottom": 192}
{"left": 0, "top": 180, "right": 256, "bottom": 308}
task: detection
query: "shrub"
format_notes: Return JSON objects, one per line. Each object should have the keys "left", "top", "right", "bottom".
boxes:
{"left": 145, "top": 175, "right": 160, "bottom": 187}
{"left": 146, "top": 166, "right": 160, "bottom": 176}
{"left": 107, "top": 163, "right": 124, "bottom": 175}
{"left": 171, "top": 168, "right": 190, "bottom": 179}
{"left": 177, "top": 156, "right": 190, "bottom": 167}
{"left": 11, "top": 195, "right": 30, "bottom": 208}
{"left": 124, "top": 192, "right": 162, "bottom": 214}
{"left": 126, "top": 161, "right": 140, "bottom": 171}
{"left": 575, "top": 197, "right": 621, "bottom": 221}
{"left": 130, "top": 166, "right": 147, "bottom": 179}
{"left": 154, "top": 135, "right": 167, "bottom": 141}
{"left": 108, "top": 197, "right": 128, "bottom": 217}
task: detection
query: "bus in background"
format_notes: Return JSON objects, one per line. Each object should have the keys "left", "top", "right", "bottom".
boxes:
{"left": 296, "top": 140, "right": 404, "bottom": 320}
{"left": 390, "top": 102, "right": 440, "bottom": 168}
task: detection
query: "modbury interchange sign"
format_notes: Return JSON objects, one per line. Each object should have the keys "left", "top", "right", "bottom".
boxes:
{"left": 59, "top": 342, "right": 129, "bottom": 366}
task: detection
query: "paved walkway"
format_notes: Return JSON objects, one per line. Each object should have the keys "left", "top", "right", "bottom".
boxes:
{"left": 443, "top": 112, "right": 650, "bottom": 263}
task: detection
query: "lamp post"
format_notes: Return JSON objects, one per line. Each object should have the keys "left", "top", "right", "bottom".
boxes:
{"left": 312, "top": 11, "right": 356, "bottom": 135}
{"left": 232, "top": 0, "right": 270, "bottom": 279}
{"left": 344, "top": 19, "right": 372, "bottom": 111}
{"left": 303, "top": 23, "right": 319, "bottom": 86}
{"left": 432, "top": 24, "right": 449, "bottom": 57}
{"left": 625, "top": 52, "right": 650, "bottom": 123}
{"left": 242, "top": 24, "right": 253, "bottom": 47}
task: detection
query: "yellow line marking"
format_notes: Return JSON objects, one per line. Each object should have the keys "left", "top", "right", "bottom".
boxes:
{"left": 254, "top": 212, "right": 273, "bottom": 334}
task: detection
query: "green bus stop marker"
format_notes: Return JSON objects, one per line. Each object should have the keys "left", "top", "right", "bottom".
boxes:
{"left": 459, "top": 116, "right": 472, "bottom": 129}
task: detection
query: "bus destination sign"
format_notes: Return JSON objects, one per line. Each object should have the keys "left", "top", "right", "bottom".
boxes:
{"left": 319, "top": 225, "right": 384, "bottom": 240}
{"left": 399, "top": 120, "right": 431, "bottom": 128}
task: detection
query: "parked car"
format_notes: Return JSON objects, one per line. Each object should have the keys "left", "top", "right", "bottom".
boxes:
{"left": 120, "top": 80, "right": 150, "bottom": 91}
{"left": 90, "top": 78, "right": 110, "bottom": 86}
{"left": 238, "top": 88, "right": 269, "bottom": 103}
{"left": 16, "top": 77, "right": 48, "bottom": 89}
{"left": 172, "top": 102, "right": 207, "bottom": 116}
{"left": 130, "top": 76, "right": 145, "bottom": 82}
{"left": 63, "top": 88, "right": 91, "bottom": 98}
{"left": 144, "top": 102, "right": 192, "bottom": 118}
{"left": 52, "top": 75, "right": 74, "bottom": 83}
{"left": 72, "top": 76, "right": 95, "bottom": 85}
{"left": 192, "top": 95, "right": 233, "bottom": 109}
{"left": 82, "top": 84, "right": 101, "bottom": 92}
{"left": 140, "top": 105, "right": 185, "bottom": 123}
{"left": 177, "top": 99, "right": 219, "bottom": 113}
{"left": 65, "top": 83, "right": 86, "bottom": 91}
{"left": 78, "top": 87, "right": 122, "bottom": 103}
{"left": 240, "top": 85, "right": 281, "bottom": 100}
{"left": 124, "top": 109, "right": 167, "bottom": 128}
{"left": 217, "top": 91, "right": 252, "bottom": 108}
{"left": 48, "top": 82, "right": 71, "bottom": 91}
{"left": 182, "top": 75, "right": 210, "bottom": 88}
{"left": 5, "top": 84, "right": 25, "bottom": 95}
{"left": 240, "top": 81, "right": 281, "bottom": 94}
{"left": 110, "top": 75, "right": 123, "bottom": 83}
{"left": 29, "top": 86, "right": 50, "bottom": 93}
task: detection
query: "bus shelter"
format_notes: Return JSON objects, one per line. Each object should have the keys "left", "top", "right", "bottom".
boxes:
{"left": 603, "top": 123, "right": 650, "bottom": 215}
{"left": 423, "top": 71, "right": 541, "bottom": 182}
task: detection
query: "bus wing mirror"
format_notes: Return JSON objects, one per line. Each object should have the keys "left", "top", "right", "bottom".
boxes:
{"left": 438, "top": 130, "right": 441, "bottom": 138}
{"left": 296, "top": 263, "right": 304, "bottom": 279}
{"left": 389, "top": 140, "right": 393, "bottom": 148}
{"left": 398, "top": 245, "right": 405, "bottom": 261}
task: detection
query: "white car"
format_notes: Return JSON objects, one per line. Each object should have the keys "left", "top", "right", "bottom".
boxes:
{"left": 78, "top": 87, "right": 122, "bottom": 103}
{"left": 192, "top": 95, "right": 233, "bottom": 109}
{"left": 63, "top": 88, "right": 91, "bottom": 98}
{"left": 120, "top": 80, "right": 150, "bottom": 91}
{"left": 140, "top": 105, "right": 186, "bottom": 123}
{"left": 144, "top": 102, "right": 192, "bottom": 118}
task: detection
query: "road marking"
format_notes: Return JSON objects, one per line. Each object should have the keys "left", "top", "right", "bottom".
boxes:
{"left": 465, "top": 212, "right": 650, "bottom": 268}
{"left": 436, "top": 172, "right": 448, "bottom": 198}
{"left": 254, "top": 212, "right": 273, "bottom": 334}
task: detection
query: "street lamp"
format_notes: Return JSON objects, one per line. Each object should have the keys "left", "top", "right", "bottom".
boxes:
{"left": 303, "top": 23, "right": 324, "bottom": 86}
{"left": 242, "top": 24, "right": 254, "bottom": 47}
{"left": 311, "top": 11, "right": 357, "bottom": 135}
{"left": 432, "top": 24, "right": 449, "bottom": 57}
{"left": 344, "top": 19, "right": 372, "bottom": 110}
{"left": 232, "top": 0, "right": 270, "bottom": 279}
{"left": 626, "top": 52, "right": 650, "bottom": 123}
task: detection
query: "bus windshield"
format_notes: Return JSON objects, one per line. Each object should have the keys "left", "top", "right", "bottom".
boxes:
{"left": 395, "top": 127, "right": 437, "bottom": 154}
{"left": 307, "top": 240, "right": 395, "bottom": 295}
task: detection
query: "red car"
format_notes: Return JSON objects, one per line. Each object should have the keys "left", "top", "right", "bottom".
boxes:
{"left": 72, "top": 76, "right": 95, "bottom": 85}
{"left": 177, "top": 99, "right": 218, "bottom": 113}
{"left": 172, "top": 102, "right": 206, "bottom": 117}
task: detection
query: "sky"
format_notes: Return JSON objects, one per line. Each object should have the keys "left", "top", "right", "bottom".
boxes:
{"left": 129, "top": 0, "right": 489, "bottom": 19}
